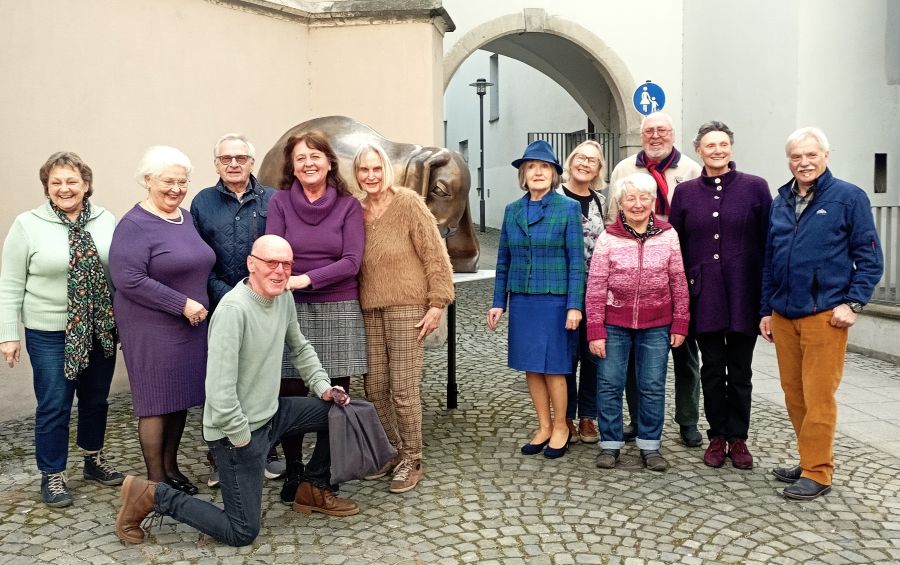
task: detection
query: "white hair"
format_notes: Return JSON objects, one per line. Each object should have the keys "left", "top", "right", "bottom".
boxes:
{"left": 640, "top": 111, "right": 674, "bottom": 131}
{"left": 214, "top": 133, "right": 256, "bottom": 158}
{"left": 135, "top": 146, "right": 193, "bottom": 187}
{"left": 613, "top": 172, "right": 657, "bottom": 204}
{"left": 785, "top": 127, "right": 830, "bottom": 157}
{"left": 352, "top": 143, "right": 395, "bottom": 192}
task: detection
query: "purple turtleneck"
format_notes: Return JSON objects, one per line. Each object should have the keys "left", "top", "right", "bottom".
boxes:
{"left": 266, "top": 181, "right": 365, "bottom": 303}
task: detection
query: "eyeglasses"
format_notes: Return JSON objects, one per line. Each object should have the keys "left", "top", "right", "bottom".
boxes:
{"left": 250, "top": 254, "right": 292, "bottom": 272}
{"left": 153, "top": 177, "right": 189, "bottom": 189}
{"left": 641, "top": 127, "right": 672, "bottom": 138}
{"left": 622, "top": 194, "right": 654, "bottom": 205}
{"left": 572, "top": 154, "right": 600, "bottom": 167}
{"left": 216, "top": 155, "right": 252, "bottom": 165}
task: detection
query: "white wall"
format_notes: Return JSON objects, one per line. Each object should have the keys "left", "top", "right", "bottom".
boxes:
{"left": 684, "top": 0, "right": 899, "bottom": 203}
{"left": 683, "top": 1, "right": 799, "bottom": 189}
{"left": 444, "top": 52, "right": 586, "bottom": 227}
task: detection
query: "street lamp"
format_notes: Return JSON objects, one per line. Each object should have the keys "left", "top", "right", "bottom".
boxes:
{"left": 469, "top": 78, "right": 493, "bottom": 233}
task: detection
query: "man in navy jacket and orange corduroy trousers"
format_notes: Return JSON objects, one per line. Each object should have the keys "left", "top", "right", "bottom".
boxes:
{"left": 760, "top": 127, "right": 883, "bottom": 501}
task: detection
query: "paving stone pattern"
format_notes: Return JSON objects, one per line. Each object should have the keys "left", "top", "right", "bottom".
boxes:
{"left": 1, "top": 233, "right": 899, "bottom": 564}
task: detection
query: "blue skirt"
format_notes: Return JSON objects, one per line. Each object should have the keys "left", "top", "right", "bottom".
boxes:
{"left": 507, "top": 293, "right": 577, "bottom": 374}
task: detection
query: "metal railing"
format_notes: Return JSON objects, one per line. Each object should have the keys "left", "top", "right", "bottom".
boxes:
{"left": 528, "top": 131, "right": 621, "bottom": 184}
{"left": 873, "top": 206, "right": 899, "bottom": 305}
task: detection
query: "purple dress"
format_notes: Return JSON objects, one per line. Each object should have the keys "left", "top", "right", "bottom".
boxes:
{"left": 110, "top": 205, "right": 216, "bottom": 417}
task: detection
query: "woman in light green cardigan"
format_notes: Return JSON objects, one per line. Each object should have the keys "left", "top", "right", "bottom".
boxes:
{"left": 0, "top": 152, "right": 124, "bottom": 507}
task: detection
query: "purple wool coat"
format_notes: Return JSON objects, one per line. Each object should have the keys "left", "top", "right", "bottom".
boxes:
{"left": 669, "top": 162, "right": 772, "bottom": 336}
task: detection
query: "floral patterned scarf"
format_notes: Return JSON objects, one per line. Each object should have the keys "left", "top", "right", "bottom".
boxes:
{"left": 51, "top": 199, "right": 117, "bottom": 380}
{"left": 620, "top": 210, "right": 662, "bottom": 242}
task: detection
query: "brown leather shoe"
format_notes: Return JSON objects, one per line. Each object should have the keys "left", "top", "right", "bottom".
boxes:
{"left": 292, "top": 482, "right": 359, "bottom": 516}
{"left": 116, "top": 475, "right": 158, "bottom": 544}
{"left": 578, "top": 419, "right": 599, "bottom": 443}
{"left": 565, "top": 419, "right": 579, "bottom": 444}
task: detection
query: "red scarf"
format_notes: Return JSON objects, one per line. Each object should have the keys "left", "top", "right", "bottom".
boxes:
{"left": 637, "top": 149, "right": 680, "bottom": 216}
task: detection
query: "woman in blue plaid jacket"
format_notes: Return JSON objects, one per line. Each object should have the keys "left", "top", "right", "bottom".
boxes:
{"left": 487, "top": 140, "right": 585, "bottom": 459}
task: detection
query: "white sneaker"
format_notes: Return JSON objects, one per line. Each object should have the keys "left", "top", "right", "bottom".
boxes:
{"left": 265, "top": 456, "right": 287, "bottom": 480}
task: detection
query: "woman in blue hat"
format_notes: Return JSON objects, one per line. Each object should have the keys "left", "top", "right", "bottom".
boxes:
{"left": 486, "top": 140, "right": 585, "bottom": 459}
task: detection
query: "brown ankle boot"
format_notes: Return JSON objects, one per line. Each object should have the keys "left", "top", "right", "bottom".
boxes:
{"left": 292, "top": 481, "right": 359, "bottom": 516}
{"left": 116, "top": 475, "right": 158, "bottom": 544}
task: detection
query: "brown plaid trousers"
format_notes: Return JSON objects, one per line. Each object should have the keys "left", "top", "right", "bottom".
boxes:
{"left": 363, "top": 305, "right": 427, "bottom": 461}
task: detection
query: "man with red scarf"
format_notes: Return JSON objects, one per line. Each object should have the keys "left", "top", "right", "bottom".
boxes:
{"left": 607, "top": 112, "right": 703, "bottom": 450}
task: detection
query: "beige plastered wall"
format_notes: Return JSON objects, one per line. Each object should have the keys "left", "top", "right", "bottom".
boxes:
{"left": 0, "top": 0, "right": 446, "bottom": 421}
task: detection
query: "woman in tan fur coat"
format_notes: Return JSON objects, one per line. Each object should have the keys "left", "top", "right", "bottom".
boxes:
{"left": 353, "top": 143, "right": 455, "bottom": 493}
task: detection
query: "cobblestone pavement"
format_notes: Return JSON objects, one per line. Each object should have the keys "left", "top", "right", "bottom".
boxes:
{"left": 1, "top": 232, "right": 899, "bottom": 564}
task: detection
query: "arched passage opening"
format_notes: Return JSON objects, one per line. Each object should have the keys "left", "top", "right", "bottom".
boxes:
{"left": 442, "top": 9, "right": 641, "bottom": 228}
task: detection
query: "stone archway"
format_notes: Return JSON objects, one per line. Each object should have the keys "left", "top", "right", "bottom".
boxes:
{"left": 443, "top": 8, "right": 641, "bottom": 141}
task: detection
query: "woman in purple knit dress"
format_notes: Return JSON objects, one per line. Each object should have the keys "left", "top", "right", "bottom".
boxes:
{"left": 669, "top": 122, "right": 772, "bottom": 470}
{"left": 110, "top": 146, "right": 215, "bottom": 495}
{"left": 266, "top": 131, "right": 366, "bottom": 503}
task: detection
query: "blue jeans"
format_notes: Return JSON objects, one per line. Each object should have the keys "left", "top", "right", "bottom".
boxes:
{"left": 155, "top": 397, "right": 332, "bottom": 547}
{"left": 566, "top": 316, "right": 597, "bottom": 419}
{"left": 25, "top": 329, "right": 116, "bottom": 474}
{"left": 596, "top": 325, "right": 670, "bottom": 451}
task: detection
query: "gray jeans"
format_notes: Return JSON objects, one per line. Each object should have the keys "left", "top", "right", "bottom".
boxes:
{"left": 155, "top": 397, "right": 331, "bottom": 547}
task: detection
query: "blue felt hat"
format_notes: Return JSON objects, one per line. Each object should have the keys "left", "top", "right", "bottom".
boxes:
{"left": 511, "top": 140, "right": 563, "bottom": 174}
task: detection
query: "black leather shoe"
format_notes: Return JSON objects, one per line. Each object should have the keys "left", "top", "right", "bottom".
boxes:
{"left": 622, "top": 423, "right": 637, "bottom": 443}
{"left": 680, "top": 425, "right": 703, "bottom": 447}
{"left": 543, "top": 442, "right": 568, "bottom": 459}
{"left": 521, "top": 438, "right": 550, "bottom": 456}
{"left": 165, "top": 475, "right": 199, "bottom": 496}
{"left": 771, "top": 464, "right": 802, "bottom": 483}
{"left": 782, "top": 477, "right": 831, "bottom": 501}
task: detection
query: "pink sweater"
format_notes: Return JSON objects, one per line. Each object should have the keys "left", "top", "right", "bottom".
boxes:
{"left": 585, "top": 215, "right": 690, "bottom": 341}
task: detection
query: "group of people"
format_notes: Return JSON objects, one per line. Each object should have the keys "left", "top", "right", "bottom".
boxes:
{"left": 489, "top": 112, "right": 883, "bottom": 502}
{"left": 0, "top": 131, "right": 454, "bottom": 546}
{"left": 0, "top": 112, "right": 885, "bottom": 549}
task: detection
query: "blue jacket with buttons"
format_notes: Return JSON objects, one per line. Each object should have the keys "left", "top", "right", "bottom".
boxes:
{"left": 760, "top": 168, "right": 883, "bottom": 319}
{"left": 190, "top": 175, "right": 275, "bottom": 309}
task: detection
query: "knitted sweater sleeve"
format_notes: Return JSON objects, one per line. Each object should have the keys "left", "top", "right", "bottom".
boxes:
{"left": 0, "top": 218, "right": 29, "bottom": 342}
{"left": 409, "top": 195, "right": 455, "bottom": 308}
{"left": 264, "top": 193, "right": 287, "bottom": 237}
{"left": 585, "top": 233, "right": 611, "bottom": 341}
{"left": 204, "top": 301, "right": 251, "bottom": 446}
{"left": 666, "top": 231, "right": 691, "bottom": 336}
{"left": 306, "top": 198, "right": 364, "bottom": 290}
{"left": 109, "top": 216, "right": 188, "bottom": 317}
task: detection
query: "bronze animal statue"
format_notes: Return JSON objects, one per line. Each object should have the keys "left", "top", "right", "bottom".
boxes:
{"left": 258, "top": 116, "right": 479, "bottom": 272}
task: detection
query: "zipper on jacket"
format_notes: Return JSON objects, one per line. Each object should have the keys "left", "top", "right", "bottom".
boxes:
{"left": 811, "top": 269, "right": 819, "bottom": 313}
{"left": 633, "top": 239, "right": 645, "bottom": 328}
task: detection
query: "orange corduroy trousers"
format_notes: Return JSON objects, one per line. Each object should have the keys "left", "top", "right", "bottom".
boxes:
{"left": 771, "top": 310, "right": 848, "bottom": 486}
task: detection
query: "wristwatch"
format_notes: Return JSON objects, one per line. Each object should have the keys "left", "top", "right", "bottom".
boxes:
{"left": 846, "top": 302, "right": 864, "bottom": 313}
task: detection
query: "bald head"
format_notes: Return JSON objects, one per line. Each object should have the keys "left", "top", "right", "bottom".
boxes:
{"left": 247, "top": 235, "right": 294, "bottom": 299}
{"left": 251, "top": 234, "right": 291, "bottom": 257}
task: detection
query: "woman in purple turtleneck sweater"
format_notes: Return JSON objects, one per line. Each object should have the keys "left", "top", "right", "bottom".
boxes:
{"left": 265, "top": 131, "right": 366, "bottom": 503}
{"left": 669, "top": 121, "right": 772, "bottom": 472}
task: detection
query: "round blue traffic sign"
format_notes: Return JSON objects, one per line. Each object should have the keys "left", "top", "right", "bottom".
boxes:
{"left": 633, "top": 82, "right": 666, "bottom": 116}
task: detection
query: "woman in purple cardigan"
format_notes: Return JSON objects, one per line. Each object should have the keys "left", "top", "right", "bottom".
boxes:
{"left": 266, "top": 131, "right": 366, "bottom": 503}
{"left": 110, "top": 146, "right": 215, "bottom": 495}
{"left": 669, "top": 121, "right": 772, "bottom": 470}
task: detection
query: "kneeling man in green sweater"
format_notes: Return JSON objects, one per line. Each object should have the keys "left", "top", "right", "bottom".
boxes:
{"left": 116, "top": 235, "right": 356, "bottom": 547}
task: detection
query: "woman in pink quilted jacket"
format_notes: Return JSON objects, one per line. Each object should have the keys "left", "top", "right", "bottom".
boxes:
{"left": 586, "top": 172, "right": 689, "bottom": 472}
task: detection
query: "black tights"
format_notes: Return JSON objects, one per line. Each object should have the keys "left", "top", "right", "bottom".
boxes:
{"left": 138, "top": 410, "right": 189, "bottom": 483}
